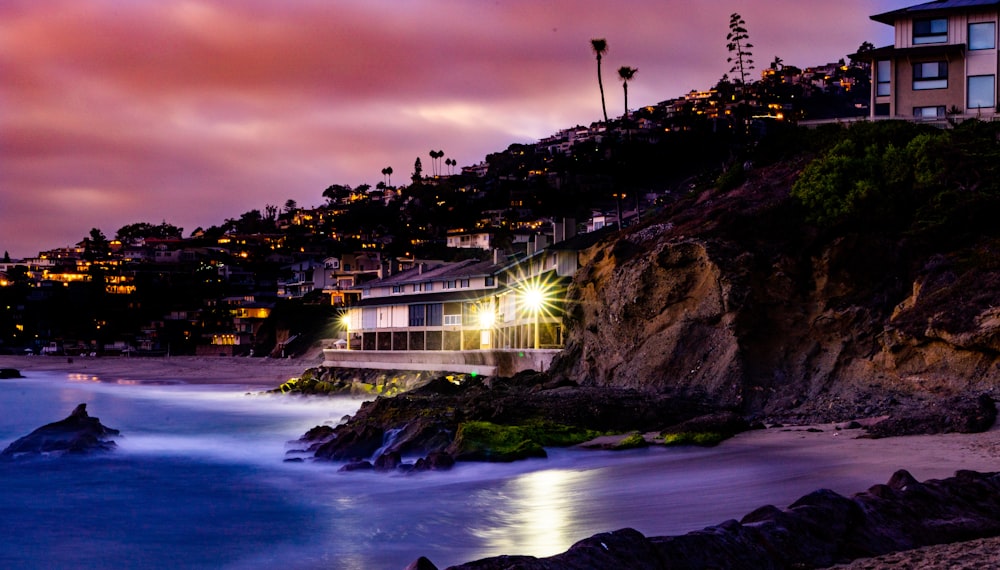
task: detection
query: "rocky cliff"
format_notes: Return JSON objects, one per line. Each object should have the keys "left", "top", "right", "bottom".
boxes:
{"left": 551, "top": 158, "right": 1000, "bottom": 422}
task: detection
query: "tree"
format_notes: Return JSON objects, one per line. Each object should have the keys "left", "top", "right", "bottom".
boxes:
{"left": 284, "top": 199, "right": 297, "bottom": 213}
{"left": 412, "top": 157, "right": 423, "bottom": 184}
{"left": 591, "top": 38, "right": 609, "bottom": 124}
{"left": 381, "top": 166, "right": 393, "bottom": 187}
{"left": 323, "top": 184, "right": 352, "bottom": 205}
{"left": 83, "top": 228, "right": 110, "bottom": 261}
{"left": 726, "top": 13, "right": 755, "bottom": 87}
{"left": 617, "top": 66, "right": 638, "bottom": 119}
{"left": 3, "top": 251, "right": 10, "bottom": 263}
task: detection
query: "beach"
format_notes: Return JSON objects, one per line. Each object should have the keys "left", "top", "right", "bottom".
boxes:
{"left": 0, "top": 354, "right": 319, "bottom": 387}
{"left": 4, "top": 354, "right": 1000, "bottom": 479}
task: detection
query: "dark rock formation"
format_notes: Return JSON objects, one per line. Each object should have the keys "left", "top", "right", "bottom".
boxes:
{"left": 299, "top": 372, "right": 718, "bottom": 465}
{"left": 425, "top": 469, "right": 1000, "bottom": 569}
{"left": 1, "top": 403, "right": 120, "bottom": 458}
{"left": 863, "top": 394, "right": 997, "bottom": 438}
{"left": 0, "top": 368, "right": 22, "bottom": 379}
{"left": 412, "top": 451, "right": 455, "bottom": 472}
{"left": 547, "top": 159, "right": 1000, "bottom": 424}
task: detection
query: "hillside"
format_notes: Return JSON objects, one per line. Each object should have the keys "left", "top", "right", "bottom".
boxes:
{"left": 552, "top": 120, "right": 1000, "bottom": 424}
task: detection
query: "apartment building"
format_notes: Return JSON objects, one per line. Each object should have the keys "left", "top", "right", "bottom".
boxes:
{"left": 868, "top": 0, "right": 998, "bottom": 120}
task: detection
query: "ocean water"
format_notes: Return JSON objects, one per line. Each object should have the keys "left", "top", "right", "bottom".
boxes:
{"left": 0, "top": 371, "right": 884, "bottom": 569}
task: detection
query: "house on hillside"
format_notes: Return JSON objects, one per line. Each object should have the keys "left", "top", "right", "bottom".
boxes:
{"left": 336, "top": 220, "right": 589, "bottom": 354}
{"left": 865, "top": 0, "right": 998, "bottom": 121}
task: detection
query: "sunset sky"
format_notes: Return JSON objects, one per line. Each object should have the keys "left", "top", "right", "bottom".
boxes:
{"left": 1, "top": 0, "right": 913, "bottom": 258}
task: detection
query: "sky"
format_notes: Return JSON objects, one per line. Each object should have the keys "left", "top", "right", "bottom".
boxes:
{"left": 0, "top": 0, "right": 915, "bottom": 259}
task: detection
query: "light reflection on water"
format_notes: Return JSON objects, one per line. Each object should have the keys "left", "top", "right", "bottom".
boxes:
{"left": 471, "top": 468, "right": 589, "bottom": 557}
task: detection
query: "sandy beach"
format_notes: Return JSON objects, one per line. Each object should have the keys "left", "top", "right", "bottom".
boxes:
{"left": 0, "top": 354, "right": 321, "bottom": 387}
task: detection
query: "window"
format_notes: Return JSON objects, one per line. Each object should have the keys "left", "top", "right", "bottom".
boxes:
{"left": 391, "top": 285, "right": 403, "bottom": 294}
{"left": 444, "top": 314, "right": 462, "bottom": 326}
{"left": 444, "top": 280, "right": 456, "bottom": 289}
{"left": 459, "top": 279, "right": 470, "bottom": 288}
{"left": 424, "top": 282, "right": 433, "bottom": 292}
{"left": 427, "top": 304, "right": 443, "bottom": 326}
{"left": 968, "top": 75, "right": 996, "bottom": 108}
{"left": 408, "top": 304, "right": 426, "bottom": 327}
{"left": 877, "top": 60, "right": 891, "bottom": 96}
{"left": 913, "top": 61, "right": 947, "bottom": 90}
{"left": 914, "top": 18, "right": 947, "bottom": 44}
{"left": 485, "top": 276, "right": 496, "bottom": 287}
{"left": 914, "top": 106, "right": 946, "bottom": 118}
{"left": 969, "top": 22, "right": 996, "bottom": 50}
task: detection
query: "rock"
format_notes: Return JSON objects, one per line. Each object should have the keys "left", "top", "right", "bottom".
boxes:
{"left": 338, "top": 460, "right": 373, "bottom": 472}
{"left": 863, "top": 394, "right": 997, "bottom": 438}
{"left": 372, "top": 450, "right": 401, "bottom": 472}
{"left": 412, "top": 451, "right": 454, "bottom": 472}
{"left": 1, "top": 403, "right": 120, "bottom": 458}
{"left": 0, "top": 368, "right": 22, "bottom": 379}
{"left": 661, "top": 411, "right": 750, "bottom": 439}
{"left": 403, "top": 556, "right": 439, "bottom": 570}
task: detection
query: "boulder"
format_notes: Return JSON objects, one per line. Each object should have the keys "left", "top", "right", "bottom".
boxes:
{"left": 412, "top": 451, "right": 455, "bottom": 472}
{"left": 1, "top": 403, "right": 120, "bottom": 458}
{"left": 0, "top": 368, "right": 22, "bottom": 379}
{"left": 373, "top": 450, "right": 402, "bottom": 472}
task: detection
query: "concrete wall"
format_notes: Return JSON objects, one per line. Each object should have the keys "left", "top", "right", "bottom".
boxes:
{"left": 322, "top": 348, "right": 559, "bottom": 377}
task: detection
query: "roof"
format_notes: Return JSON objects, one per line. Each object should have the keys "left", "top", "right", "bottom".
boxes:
{"left": 872, "top": 0, "right": 1000, "bottom": 24}
{"left": 364, "top": 258, "right": 500, "bottom": 288}
{"left": 855, "top": 42, "right": 966, "bottom": 59}
{"left": 353, "top": 288, "right": 494, "bottom": 308}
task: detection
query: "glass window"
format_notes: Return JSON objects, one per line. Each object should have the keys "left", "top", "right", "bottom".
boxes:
{"left": 913, "top": 61, "right": 948, "bottom": 90}
{"left": 968, "top": 75, "right": 996, "bottom": 108}
{"left": 877, "top": 60, "right": 891, "bottom": 96}
{"left": 914, "top": 18, "right": 947, "bottom": 44}
{"left": 408, "top": 304, "right": 426, "bottom": 327}
{"left": 913, "top": 106, "right": 945, "bottom": 118}
{"left": 969, "top": 22, "right": 996, "bottom": 50}
{"left": 426, "top": 304, "right": 443, "bottom": 326}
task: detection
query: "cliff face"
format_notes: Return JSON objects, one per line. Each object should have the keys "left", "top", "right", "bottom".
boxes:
{"left": 552, "top": 162, "right": 1000, "bottom": 420}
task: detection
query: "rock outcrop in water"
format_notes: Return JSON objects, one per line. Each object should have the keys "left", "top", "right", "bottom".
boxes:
{"left": 1, "top": 403, "right": 120, "bottom": 458}
{"left": 291, "top": 372, "right": 735, "bottom": 468}
{"left": 414, "top": 469, "right": 1000, "bottom": 569}
{"left": 0, "top": 368, "right": 22, "bottom": 379}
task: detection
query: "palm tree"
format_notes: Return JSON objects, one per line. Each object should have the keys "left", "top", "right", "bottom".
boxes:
{"left": 617, "top": 66, "right": 637, "bottom": 119}
{"left": 591, "top": 38, "right": 609, "bottom": 124}
{"left": 385, "top": 166, "right": 393, "bottom": 187}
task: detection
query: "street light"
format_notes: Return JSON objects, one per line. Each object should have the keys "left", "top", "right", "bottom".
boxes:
{"left": 523, "top": 286, "right": 544, "bottom": 350}
{"left": 339, "top": 312, "right": 351, "bottom": 351}
{"left": 477, "top": 302, "right": 496, "bottom": 350}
